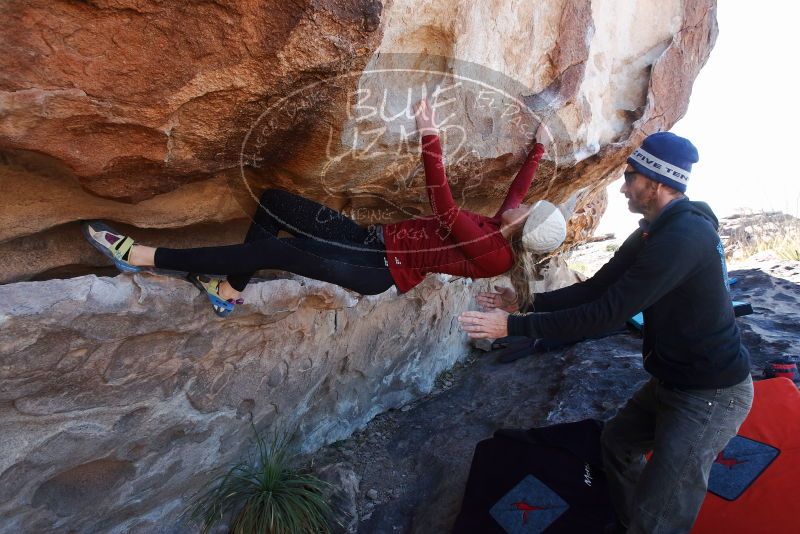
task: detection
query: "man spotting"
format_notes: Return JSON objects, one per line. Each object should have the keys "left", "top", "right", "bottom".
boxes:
{"left": 458, "top": 132, "right": 753, "bottom": 533}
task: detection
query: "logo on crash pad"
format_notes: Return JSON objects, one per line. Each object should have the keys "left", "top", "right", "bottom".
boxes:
{"left": 708, "top": 435, "right": 780, "bottom": 501}
{"left": 490, "top": 475, "right": 568, "bottom": 533}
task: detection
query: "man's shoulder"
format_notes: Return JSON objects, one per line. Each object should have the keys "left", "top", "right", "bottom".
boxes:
{"left": 657, "top": 207, "right": 717, "bottom": 238}
{"left": 645, "top": 212, "right": 719, "bottom": 266}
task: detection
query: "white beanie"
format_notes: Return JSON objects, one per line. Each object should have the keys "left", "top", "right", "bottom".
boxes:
{"left": 521, "top": 200, "right": 567, "bottom": 253}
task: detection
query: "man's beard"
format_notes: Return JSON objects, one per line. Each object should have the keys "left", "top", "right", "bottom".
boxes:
{"left": 627, "top": 186, "right": 659, "bottom": 215}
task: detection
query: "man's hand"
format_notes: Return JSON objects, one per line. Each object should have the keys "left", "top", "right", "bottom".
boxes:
{"left": 413, "top": 98, "right": 438, "bottom": 136}
{"left": 475, "top": 285, "right": 519, "bottom": 313}
{"left": 458, "top": 308, "right": 510, "bottom": 339}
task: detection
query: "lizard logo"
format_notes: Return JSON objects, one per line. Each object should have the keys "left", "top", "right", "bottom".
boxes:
{"left": 491, "top": 475, "right": 568, "bottom": 533}
{"left": 715, "top": 451, "right": 746, "bottom": 469}
{"left": 512, "top": 501, "right": 547, "bottom": 525}
{"left": 708, "top": 436, "right": 780, "bottom": 501}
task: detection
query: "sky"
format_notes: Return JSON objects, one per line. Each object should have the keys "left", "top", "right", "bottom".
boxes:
{"left": 597, "top": 2, "right": 800, "bottom": 236}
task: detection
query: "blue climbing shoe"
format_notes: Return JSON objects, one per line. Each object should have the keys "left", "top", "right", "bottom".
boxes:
{"left": 187, "top": 273, "right": 243, "bottom": 318}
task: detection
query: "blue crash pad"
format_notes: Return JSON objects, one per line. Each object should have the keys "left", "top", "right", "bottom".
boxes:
{"left": 628, "top": 301, "right": 752, "bottom": 331}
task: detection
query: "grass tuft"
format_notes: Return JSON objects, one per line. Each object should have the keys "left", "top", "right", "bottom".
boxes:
{"left": 186, "top": 425, "right": 334, "bottom": 534}
{"left": 722, "top": 212, "right": 800, "bottom": 262}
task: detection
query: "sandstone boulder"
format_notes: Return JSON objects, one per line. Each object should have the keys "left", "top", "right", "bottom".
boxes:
{"left": 0, "top": 0, "right": 719, "bottom": 531}
{"left": 1, "top": 0, "right": 717, "bottom": 282}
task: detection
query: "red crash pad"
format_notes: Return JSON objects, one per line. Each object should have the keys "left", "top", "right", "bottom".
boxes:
{"left": 692, "top": 378, "right": 800, "bottom": 533}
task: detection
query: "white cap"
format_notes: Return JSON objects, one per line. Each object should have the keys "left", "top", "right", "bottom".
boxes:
{"left": 521, "top": 200, "right": 567, "bottom": 253}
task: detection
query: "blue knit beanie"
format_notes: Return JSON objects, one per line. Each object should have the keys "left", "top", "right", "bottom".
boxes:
{"left": 627, "top": 132, "right": 699, "bottom": 193}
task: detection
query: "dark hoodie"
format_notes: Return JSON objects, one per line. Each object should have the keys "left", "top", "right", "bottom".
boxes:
{"left": 507, "top": 198, "right": 751, "bottom": 388}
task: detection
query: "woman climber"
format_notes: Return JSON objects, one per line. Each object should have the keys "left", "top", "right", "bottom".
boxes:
{"left": 83, "top": 99, "right": 565, "bottom": 316}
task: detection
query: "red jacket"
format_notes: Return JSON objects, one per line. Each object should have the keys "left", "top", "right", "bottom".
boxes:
{"left": 383, "top": 135, "right": 545, "bottom": 293}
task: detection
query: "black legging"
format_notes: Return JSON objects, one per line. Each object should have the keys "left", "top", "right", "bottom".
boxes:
{"left": 154, "top": 189, "right": 395, "bottom": 295}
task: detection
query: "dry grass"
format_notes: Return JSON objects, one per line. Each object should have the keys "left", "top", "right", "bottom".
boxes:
{"left": 568, "top": 261, "right": 591, "bottom": 276}
{"left": 721, "top": 212, "right": 800, "bottom": 262}
{"left": 566, "top": 212, "right": 800, "bottom": 277}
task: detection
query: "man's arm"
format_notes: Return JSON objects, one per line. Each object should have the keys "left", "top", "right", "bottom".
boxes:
{"left": 475, "top": 227, "right": 644, "bottom": 314}
{"left": 508, "top": 230, "right": 700, "bottom": 341}
{"left": 522, "top": 228, "right": 645, "bottom": 312}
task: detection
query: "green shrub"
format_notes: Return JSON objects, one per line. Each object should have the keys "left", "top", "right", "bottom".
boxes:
{"left": 187, "top": 426, "right": 333, "bottom": 534}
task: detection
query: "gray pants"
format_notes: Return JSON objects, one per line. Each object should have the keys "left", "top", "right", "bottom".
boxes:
{"left": 601, "top": 375, "right": 753, "bottom": 533}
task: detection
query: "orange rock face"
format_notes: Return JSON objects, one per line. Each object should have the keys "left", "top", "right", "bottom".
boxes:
{"left": 0, "top": 0, "right": 717, "bottom": 282}
{"left": 1, "top": 0, "right": 382, "bottom": 197}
